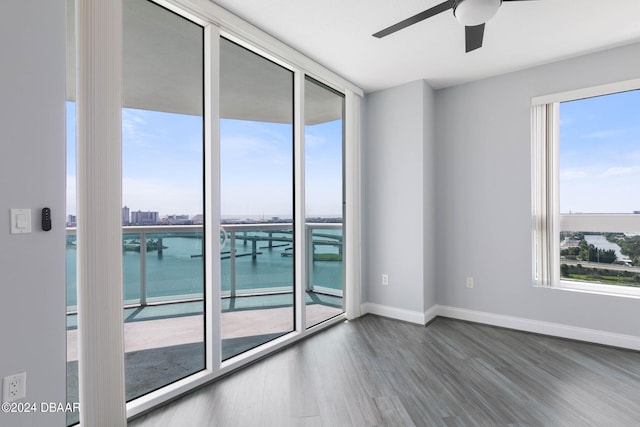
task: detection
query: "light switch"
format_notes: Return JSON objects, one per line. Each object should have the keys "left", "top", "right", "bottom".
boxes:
{"left": 10, "top": 209, "right": 31, "bottom": 234}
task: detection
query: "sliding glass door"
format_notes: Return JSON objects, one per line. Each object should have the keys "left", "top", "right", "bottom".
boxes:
{"left": 121, "top": 0, "right": 205, "bottom": 402}
{"left": 304, "top": 77, "right": 346, "bottom": 328}
{"left": 67, "top": 0, "right": 357, "bottom": 422}
{"left": 219, "top": 38, "right": 295, "bottom": 360}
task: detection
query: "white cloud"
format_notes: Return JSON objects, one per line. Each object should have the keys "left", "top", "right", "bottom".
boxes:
{"left": 560, "top": 170, "right": 587, "bottom": 180}
{"left": 123, "top": 177, "right": 203, "bottom": 216}
{"left": 559, "top": 116, "right": 574, "bottom": 127}
{"left": 122, "top": 109, "right": 152, "bottom": 148}
{"left": 65, "top": 176, "right": 203, "bottom": 217}
{"left": 584, "top": 129, "right": 625, "bottom": 139}
{"left": 66, "top": 176, "right": 77, "bottom": 216}
{"left": 305, "top": 133, "right": 326, "bottom": 148}
{"left": 599, "top": 167, "right": 632, "bottom": 178}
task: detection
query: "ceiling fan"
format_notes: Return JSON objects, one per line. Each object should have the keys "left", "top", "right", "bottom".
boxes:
{"left": 372, "top": 0, "right": 538, "bottom": 53}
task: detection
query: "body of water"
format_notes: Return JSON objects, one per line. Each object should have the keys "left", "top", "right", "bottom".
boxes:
{"left": 66, "top": 230, "right": 343, "bottom": 308}
{"left": 584, "top": 234, "right": 629, "bottom": 261}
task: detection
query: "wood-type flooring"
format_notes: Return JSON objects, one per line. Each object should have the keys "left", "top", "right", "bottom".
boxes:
{"left": 129, "top": 315, "right": 640, "bottom": 426}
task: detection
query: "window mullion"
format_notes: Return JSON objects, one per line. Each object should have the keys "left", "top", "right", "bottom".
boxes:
{"left": 204, "top": 23, "right": 221, "bottom": 372}
{"left": 344, "top": 90, "right": 362, "bottom": 319}
{"left": 294, "top": 71, "right": 306, "bottom": 332}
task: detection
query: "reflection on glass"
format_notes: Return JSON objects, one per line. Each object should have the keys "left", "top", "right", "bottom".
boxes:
{"left": 220, "top": 37, "right": 294, "bottom": 360}
{"left": 66, "top": 0, "right": 79, "bottom": 422}
{"left": 122, "top": 0, "right": 204, "bottom": 402}
{"left": 304, "top": 77, "right": 345, "bottom": 328}
{"left": 66, "top": 100, "right": 79, "bottom": 426}
{"left": 560, "top": 231, "right": 640, "bottom": 287}
{"left": 559, "top": 90, "right": 640, "bottom": 214}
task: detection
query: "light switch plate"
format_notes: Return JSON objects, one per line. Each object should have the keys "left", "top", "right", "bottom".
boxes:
{"left": 10, "top": 209, "right": 31, "bottom": 234}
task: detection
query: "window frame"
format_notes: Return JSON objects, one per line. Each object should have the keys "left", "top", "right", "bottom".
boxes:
{"left": 531, "top": 78, "right": 640, "bottom": 298}
{"left": 72, "top": 0, "right": 363, "bottom": 423}
{"left": 303, "top": 75, "right": 347, "bottom": 328}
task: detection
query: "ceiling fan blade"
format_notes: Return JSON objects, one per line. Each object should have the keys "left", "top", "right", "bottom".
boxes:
{"left": 373, "top": 0, "right": 454, "bottom": 38}
{"left": 465, "top": 24, "right": 485, "bottom": 53}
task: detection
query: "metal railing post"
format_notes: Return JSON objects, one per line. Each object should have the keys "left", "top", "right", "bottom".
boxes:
{"left": 139, "top": 229, "right": 147, "bottom": 306}
{"left": 67, "top": 223, "right": 342, "bottom": 312}
{"left": 306, "top": 225, "right": 314, "bottom": 292}
{"left": 230, "top": 230, "right": 236, "bottom": 298}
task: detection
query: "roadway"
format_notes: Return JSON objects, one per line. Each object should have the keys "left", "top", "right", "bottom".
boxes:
{"left": 561, "top": 259, "right": 640, "bottom": 273}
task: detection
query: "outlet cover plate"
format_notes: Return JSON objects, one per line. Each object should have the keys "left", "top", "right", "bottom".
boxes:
{"left": 3, "top": 372, "right": 26, "bottom": 402}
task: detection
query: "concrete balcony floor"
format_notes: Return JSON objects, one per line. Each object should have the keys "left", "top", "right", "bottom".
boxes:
{"left": 67, "top": 299, "right": 344, "bottom": 362}
{"left": 65, "top": 292, "right": 343, "bottom": 425}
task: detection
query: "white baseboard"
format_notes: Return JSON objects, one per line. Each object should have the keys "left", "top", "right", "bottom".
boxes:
{"left": 435, "top": 305, "right": 640, "bottom": 351}
{"left": 424, "top": 304, "right": 439, "bottom": 324}
{"left": 360, "top": 302, "right": 427, "bottom": 325}
{"left": 360, "top": 302, "right": 640, "bottom": 351}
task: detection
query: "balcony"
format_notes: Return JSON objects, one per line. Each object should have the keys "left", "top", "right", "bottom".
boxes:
{"left": 66, "top": 223, "right": 343, "bottom": 309}
{"left": 66, "top": 223, "right": 343, "bottom": 424}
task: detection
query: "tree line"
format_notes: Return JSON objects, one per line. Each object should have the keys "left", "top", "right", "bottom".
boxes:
{"left": 560, "top": 236, "right": 617, "bottom": 264}
{"left": 606, "top": 233, "right": 640, "bottom": 266}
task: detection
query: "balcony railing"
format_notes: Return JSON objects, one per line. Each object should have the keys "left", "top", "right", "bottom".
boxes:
{"left": 66, "top": 223, "right": 343, "bottom": 313}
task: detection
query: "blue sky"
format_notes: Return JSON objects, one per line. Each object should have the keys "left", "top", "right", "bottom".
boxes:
{"left": 66, "top": 103, "right": 343, "bottom": 218}
{"left": 560, "top": 89, "right": 640, "bottom": 214}
{"left": 304, "top": 120, "right": 344, "bottom": 217}
{"left": 67, "top": 104, "right": 204, "bottom": 217}
{"left": 220, "top": 118, "right": 343, "bottom": 219}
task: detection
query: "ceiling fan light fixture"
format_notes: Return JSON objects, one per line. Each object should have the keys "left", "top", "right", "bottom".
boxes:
{"left": 454, "top": 0, "right": 502, "bottom": 26}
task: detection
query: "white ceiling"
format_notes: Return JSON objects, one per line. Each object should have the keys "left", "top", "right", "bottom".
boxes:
{"left": 211, "top": 0, "right": 640, "bottom": 93}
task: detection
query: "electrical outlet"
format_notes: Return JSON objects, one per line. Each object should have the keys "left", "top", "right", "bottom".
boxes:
{"left": 3, "top": 372, "right": 26, "bottom": 402}
{"left": 466, "top": 276, "right": 474, "bottom": 289}
{"left": 382, "top": 274, "right": 389, "bottom": 286}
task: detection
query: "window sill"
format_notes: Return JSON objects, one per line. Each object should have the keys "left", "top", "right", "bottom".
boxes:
{"left": 541, "top": 280, "right": 640, "bottom": 299}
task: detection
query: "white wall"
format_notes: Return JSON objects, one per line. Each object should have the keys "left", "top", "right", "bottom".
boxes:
{"left": 362, "top": 80, "right": 436, "bottom": 320}
{"left": 0, "top": 0, "right": 67, "bottom": 425}
{"left": 434, "top": 41, "right": 640, "bottom": 337}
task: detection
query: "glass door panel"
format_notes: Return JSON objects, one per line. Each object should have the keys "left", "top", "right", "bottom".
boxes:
{"left": 304, "top": 77, "right": 345, "bottom": 328}
{"left": 219, "top": 38, "right": 294, "bottom": 360}
{"left": 65, "top": 0, "right": 78, "bottom": 422}
{"left": 122, "top": 0, "right": 205, "bottom": 401}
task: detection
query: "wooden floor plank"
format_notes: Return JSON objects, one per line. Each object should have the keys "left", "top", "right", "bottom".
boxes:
{"left": 129, "top": 315, "right": 640, "bottom": 426}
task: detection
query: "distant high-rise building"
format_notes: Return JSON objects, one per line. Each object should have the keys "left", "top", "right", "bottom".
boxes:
{"left": 122, "top": 206, "right": 130, "bottom": 225}
{"left": 67, "top": 214, "right": 77, "bottom": 227}
{"left": 165, "top": 214, "right": 192, "bottom": 225}
{"left": 131, "top": 210, "right": 158, "bottom": 225}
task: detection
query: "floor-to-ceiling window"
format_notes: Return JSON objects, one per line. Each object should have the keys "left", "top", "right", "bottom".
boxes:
{"left": 65, "top": 105, "right": 78, "bottom": 427}
{"left": 121, "top": 0, "right": 205, "bottom": 402}
{"left": 219, "top": 38, "right": 295, "bottom": 360}
{"left": 65, "top": 1, "right": 78, "bottom": 423}
{"left": 68, "top": 0, "right": 360, "bottom": 422}
{"left": 304, "top": 77, "right": 346, "bottom": 327}
{"left": 67, "top": 0, "right": 205, "bottom": 424}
